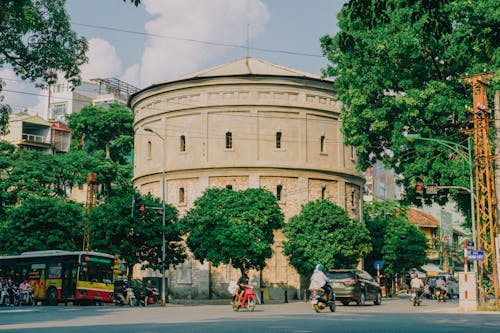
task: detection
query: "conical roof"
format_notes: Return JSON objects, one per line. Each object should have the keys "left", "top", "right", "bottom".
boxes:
{"left": 174, "top": 57, "right": 324, "bottom": 81}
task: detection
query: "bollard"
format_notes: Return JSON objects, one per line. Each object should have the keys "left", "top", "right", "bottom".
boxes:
{"left": 260, "top": 290, "right": 264, "bottom": 304}
{"left": 284, "top": 289, "right": 288, "bottom": 303}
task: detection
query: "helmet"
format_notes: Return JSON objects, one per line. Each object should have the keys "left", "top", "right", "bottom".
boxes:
{"left": 316, "top": 264, "right": 324, "bottom": 271}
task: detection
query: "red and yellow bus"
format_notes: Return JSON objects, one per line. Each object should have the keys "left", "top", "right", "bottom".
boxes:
{"left": 0, "top": 250, "right": 115, "bottom": 305}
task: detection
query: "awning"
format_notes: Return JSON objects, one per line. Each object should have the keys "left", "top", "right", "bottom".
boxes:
{"left": 420, "top": 264, "right": 444, "bottom": 276}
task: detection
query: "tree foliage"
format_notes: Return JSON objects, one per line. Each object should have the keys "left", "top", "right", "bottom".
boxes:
{"left": 320, "top": 0, "right": 500, "bottom": 220}
{"left": 382, "top": 218, "right": 429, "bottom": 276}
{"left": 88, "top": 188, "right": 185, "bottom": 272}
{"left": 364, "top": 200, "right": 428, "bottom": 276}
{"left": 180, "top": 188, "right": 284, "bottom": 273}
{"left": 283, "top": 200, "right": 372, "bottom": 275}
{"left": 0, "top": 0, "right": 88, "bottom": 135}
{"left": 0, "top": 197, "right": 84, "bottom": 254}
{"left": 67, "top": 103, "right": 134, "bottom": 162}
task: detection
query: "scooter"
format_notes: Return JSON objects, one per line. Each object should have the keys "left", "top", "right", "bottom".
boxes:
{"left": 310, "top": 286, "right": 336, "bottom": 313}
{"left": 115, "top": 287, "right": 137, "bottom": 306}
{"left": 18, "top": 287, "right": 36, "bottom": 306}
{"left": 0, "top": 287, "right": 10, "bottom": 306}
{"left": 434, "top": 288, "right": 447, "bottom": 302}
{"left": 232, "top": 284, "right": 256, "bottom": 312}
{"left": 410, "top": 288, "right": 422, "bottom": 306}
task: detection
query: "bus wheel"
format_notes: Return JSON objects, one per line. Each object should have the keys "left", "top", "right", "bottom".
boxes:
{"left": 47, "top": 288, "right": 58, "bottom": 306}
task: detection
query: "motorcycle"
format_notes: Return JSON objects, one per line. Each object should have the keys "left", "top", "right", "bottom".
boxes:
{"left": 434, "top": 288, "right": 447, "bottom": 302}
{"left": 309, "top": 287, "right": 336, "bottom": 313}
{"left": 232, "top": 284, "right": 256, "bottom": 312}
{"left": 0, "top": 287, "right": 10, "bottom": 306}
{"left": 410, "top": 288, "right": 422, "bottom": 306}
{"left": 115, "top": 287, "right": 137, "bottom": 306}
{"left": 18, "top": 287, "right": 36, "bottom": 306}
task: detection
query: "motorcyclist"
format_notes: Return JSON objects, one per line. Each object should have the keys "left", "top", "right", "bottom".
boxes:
{"left": 435, "top": 276, "right": 448, "bottom": 299}
{"left": 18, "top": 279, "right": 30, "bottom": 303}
{"left": 308, "top": 264, "right": 332, "bottom": 299}
{"left": 410, "top": 274, "right": 424, "bottom": 301}
{"left": 144, "top": 279, "right": 154, "bottom": 306}
{"left": 234, "top": 272, "right": 249, "bottom": 305}
{"left": 118, "top": 277, "right": 130, "bottom": 304}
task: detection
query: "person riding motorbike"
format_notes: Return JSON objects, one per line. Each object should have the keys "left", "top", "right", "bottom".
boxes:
{"left": 410, "top": 274, "right": 424, "bottom": 302}
{"left": 435, "top": 276, "right": 448, "bottom": 299}
{"left": 308, "top": 264, "right": 332, "bottom": 298}
{"left": 234, "top": 272, "right": 249, "bottom": 305}
{"left": 116, "top": 277, "right": 130, "bottom": 304}
{"left": 18, "top": 279, "right": 31, "bottom": 303}
{"left": 144, "top": 279, "right": 154, "bottom": 306}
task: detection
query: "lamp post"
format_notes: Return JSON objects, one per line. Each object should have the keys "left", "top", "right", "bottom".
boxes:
{"left": 405, "top": 134, "right": 476, "bottom": 273}
{"left": 144, "top": 127, "right": 166, "bottom": 305}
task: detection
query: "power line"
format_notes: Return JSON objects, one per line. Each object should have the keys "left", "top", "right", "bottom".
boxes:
{"left": 71, "top": 21, "right": 324, "bottom": 58}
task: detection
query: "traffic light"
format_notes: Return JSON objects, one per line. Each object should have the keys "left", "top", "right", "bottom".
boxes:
{"left": 132, "top": 195, "right": 145, "bottom": 217}
{"left": 415, "top": 176, "right": 424, "bottom": 194}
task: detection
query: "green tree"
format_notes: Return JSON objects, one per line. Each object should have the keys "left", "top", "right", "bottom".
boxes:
{"left": 382, "top": 218, "right": 429, "bottom": 276}
{"left": 320, "top": 0, "right": 500, "bottom": 219}
{"left": 0, "top": 197, "right": 84, "bottom": 254}
{"left": 67, "top": 103, "right": 134, "bottom": 162}
{"left": 180, "top": 188, "right": 284, "bottom": 274}
{"left": 364, "top": 200, "right": 402, "bottom": 276}
{"left": 88, "top": 188, "right": 185, "bottom": 273}
{"left": 283, "top": 200, "right": 371, "bottom": 276}
{"left": 0, "top": 0, "right": 88, "bottom": 135}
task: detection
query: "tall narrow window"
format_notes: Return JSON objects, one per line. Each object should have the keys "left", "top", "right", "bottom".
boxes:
{"left": 276, "top": 131, "right": 282, "bottom": 149}
{"left": 225, "top": 132, "right": 232, "bottom": 149}
{"left": 276, "top": 185, "right": 283, "bottom": 201}
{"left": 180, "top": 135, "right": 186, "bottom": 152}
{"left": 179, "top": 187, "right": 185, "bottom": 203}
{"left": 321, "top": 186, "right": 326, "bottom": 200}
{"left": 320, "top": 135, "right": 325, "bottom": 153}
{"left": 350, "top": 146, "right": 355, "bottom": 161}
{"left": 226, "top": 185, "right": 233, "bottom": 190}
{"left": 147, "top": 141, "right": 152, "bottom": 158}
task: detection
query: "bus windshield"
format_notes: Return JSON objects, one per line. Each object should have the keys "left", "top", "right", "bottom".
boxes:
{"left": 79, "top": 255, "right": 114, "bottom": 284}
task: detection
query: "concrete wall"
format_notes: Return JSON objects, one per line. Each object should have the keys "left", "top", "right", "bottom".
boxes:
{"left": 131, "top": 73, "right": 365, "bottom": 300}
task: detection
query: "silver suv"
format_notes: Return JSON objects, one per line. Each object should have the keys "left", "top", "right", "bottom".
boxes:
{"left": 424, "top": 274, "right": 459, "bottom": 299}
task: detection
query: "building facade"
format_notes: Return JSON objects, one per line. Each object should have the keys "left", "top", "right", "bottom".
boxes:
{"left": 129, "top": 58, "right": 365, "bottom": 300}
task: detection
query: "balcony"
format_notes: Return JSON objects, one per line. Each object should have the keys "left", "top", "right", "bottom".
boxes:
{"left": 22, "top": 133, "right": 49, "bottom": 144}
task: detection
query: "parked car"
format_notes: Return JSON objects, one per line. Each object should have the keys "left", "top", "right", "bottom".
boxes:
{"left": 424, "top": 274, "right": 459, "bottom": 299}
{"left": 326, "top": 269, "right": 382, "bottom": 306}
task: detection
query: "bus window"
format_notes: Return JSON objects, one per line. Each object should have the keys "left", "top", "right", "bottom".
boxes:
{"left": 80, "top": 259, "right": 113, "bottom": 283}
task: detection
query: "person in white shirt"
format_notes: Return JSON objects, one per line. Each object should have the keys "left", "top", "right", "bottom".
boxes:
{"left": 309, "top": 264, "right": 332, "bottom": 297}
{"left": 410, "top": 274, "right": 424, "bottom": 300}
{"left": 435, "top": 276, "right": 448, "bottom": 299}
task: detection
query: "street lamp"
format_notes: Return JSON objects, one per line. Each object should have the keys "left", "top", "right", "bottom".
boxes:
{"left": 405, "top": 133, "right": 476, "bottom": 273}
{"left": 144, "top": 127, "right": 167, "bottom": 305}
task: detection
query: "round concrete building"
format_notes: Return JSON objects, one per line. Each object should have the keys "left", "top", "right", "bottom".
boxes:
{"left": 130, "top": 57, "right": 364, "bottom": 300}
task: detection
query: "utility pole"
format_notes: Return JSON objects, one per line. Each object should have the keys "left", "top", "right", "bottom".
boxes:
{"left": 495, "top": 90, "right": 500, "bottom": 224}
{"left": 83, "top": 173, "right": 98, "bottom": 251}
{"left": 464, "top": 73, "right": 499, "bottom": 306}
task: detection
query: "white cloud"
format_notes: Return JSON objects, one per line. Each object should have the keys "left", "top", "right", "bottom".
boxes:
{"left": 80, "top": 38, "right": 122, "bottom": 80}
{"left": 0, "top": 68, "right": 45, "bottom": 115}
{"left": 126, "top": 0, "right": 270, "bottom": 87}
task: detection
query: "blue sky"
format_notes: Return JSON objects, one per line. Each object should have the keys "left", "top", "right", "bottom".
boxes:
{"left": 2, "top": 0, "right": 346, "bottom": 113}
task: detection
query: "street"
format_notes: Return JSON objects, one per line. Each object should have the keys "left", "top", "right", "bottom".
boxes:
{"left": 1, "top": 297, "right": 499, "bottom": 333}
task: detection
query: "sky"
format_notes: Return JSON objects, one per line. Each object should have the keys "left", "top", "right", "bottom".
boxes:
{"left": 1, "top": 0, "right": 346, "bottom": 115}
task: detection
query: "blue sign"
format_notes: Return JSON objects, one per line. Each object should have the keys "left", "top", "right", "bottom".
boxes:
{"left": 374, "top": 260, "right": 383, "bottom": 270}
{"left": 468, "top": 250, "right": 484, "bottom": 261}
{"left": 467, "top": 241, "right": 474, "bottom": 250}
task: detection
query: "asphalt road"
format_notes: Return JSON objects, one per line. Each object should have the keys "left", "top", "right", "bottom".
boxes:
{"left": 1, "top": 297, "right": 499, "bottom": 333}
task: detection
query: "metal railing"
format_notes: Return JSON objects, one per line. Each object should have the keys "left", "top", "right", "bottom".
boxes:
{"left": 22, "top": 133, "right": 49, "bottom": 143}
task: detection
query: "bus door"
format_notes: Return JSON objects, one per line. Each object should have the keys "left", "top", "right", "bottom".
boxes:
{"left": 61, "top": 265, "right": 77, "bottom": 299}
